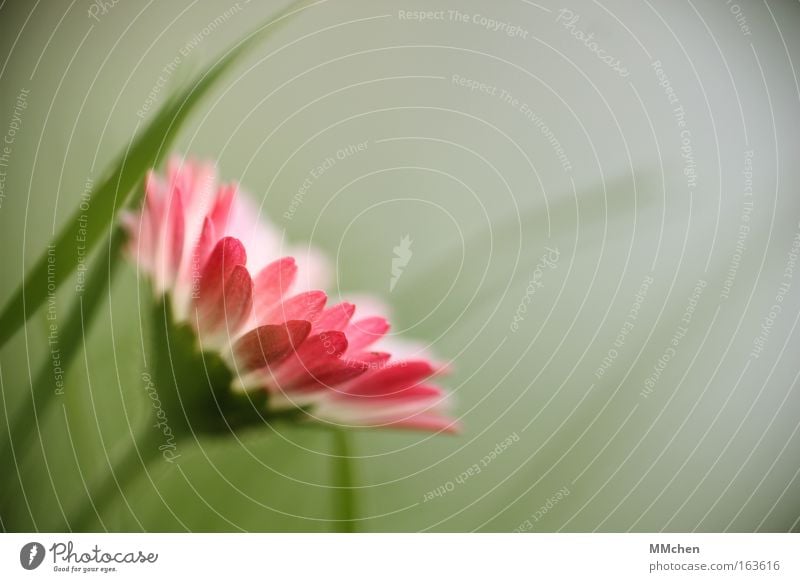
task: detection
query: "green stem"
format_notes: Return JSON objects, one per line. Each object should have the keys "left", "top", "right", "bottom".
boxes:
{"left": 331, "top": 428, "right": 357, "bottom": 533}
{"left": 70, "top": 425, "right": 161, "bottom": 532}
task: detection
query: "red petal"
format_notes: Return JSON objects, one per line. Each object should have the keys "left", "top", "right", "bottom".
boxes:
{"left": 195, "top": 237, "right": 247, "bottom": 318}
{"left": 292, "top": 358, "right": 371, "bottom": 390}
{"left": 294, "top": 351, "right": 390, "bottom": 389}
{"left": 234, "top": 320, "right": 312, "bottom": 371}
{"left": 275, "top": 331, "right": 348, "bottom": 386}
{"left": 301, "top": 331, "right": 348, "bottom": 359}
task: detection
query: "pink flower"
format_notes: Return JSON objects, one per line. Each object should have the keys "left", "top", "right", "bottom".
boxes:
{"left": 124, "top": 156, "right": 457, "bottom": 433}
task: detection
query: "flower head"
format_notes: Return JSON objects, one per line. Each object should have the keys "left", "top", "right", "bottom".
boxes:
{"left": 124, "top": 156, "right": 457, "bottom": 434}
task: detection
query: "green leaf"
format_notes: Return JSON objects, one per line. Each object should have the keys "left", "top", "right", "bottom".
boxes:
{"left": 0, "top": 0, "right": 309, "bottom": 349}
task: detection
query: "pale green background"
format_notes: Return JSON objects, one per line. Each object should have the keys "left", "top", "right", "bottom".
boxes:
{"left": 1, "top": 0, "right": 799, "bottom": 531}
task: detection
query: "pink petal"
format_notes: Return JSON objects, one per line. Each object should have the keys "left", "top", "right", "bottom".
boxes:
{"left": 350, "top": 351, "right": 391, "bottom": 368}
{"left": 194, "top": 217, "right": 218, "bottom": 272}
{"left": 339, "top": 382, "right": 443, "bottom": 403}
{"left": 145, "top": 170, "right": 164, "bottom": 211}
{"left": 221, "top": 265, "right": 254, "bottom": 332}
{"left": 343, "top": 361, "right": 436, "bottom": 397}
{"left": 163, "top": 185, "right": 185, "bottom": 277}
{"left": 166, "top": 156, "right": 185, "bottom": 191}
{"left": 167, "top": 157, "right": 213, "bottom": 203}
{"left": 312, "top": 302, "right": 355, "bottom": 333}
{"left": 209, "top": 183, "right": 237, "bottom": 234}
{"left": 389, "top": 413, "right": 461, "bottom": 434}
{"left": 263, "top": 290, "right": 327, "bottom": 325}
{"left": 234, "top": 320, "right": 312, "bottom": 371}
{"left": 344, "top": 317, "right": 390, "bottom": 352}
{"left": 138, "top": 171, "right": 164, "bottom": 267}
{"left": 253, "top": 257, "right": 298, "bottom": 318}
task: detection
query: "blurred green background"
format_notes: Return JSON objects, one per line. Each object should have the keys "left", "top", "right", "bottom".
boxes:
{"left": 1, "top": 0, "right": 799, "bottom": 531}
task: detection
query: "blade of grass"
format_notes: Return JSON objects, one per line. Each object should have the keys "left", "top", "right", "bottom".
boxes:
{"left": 0, "top": 0, "right": 310, "bottom": 349}
{"left": 1, "top": 0, "right": 311, "bottom": 528}
{"left": 0, "top": 229, "right": 125, "bottom": 478}
{"left": 69, "top": 425, "right": 161, "bottom": 532}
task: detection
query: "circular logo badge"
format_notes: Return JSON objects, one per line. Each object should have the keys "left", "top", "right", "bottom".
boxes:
{"left": 19, "top": 542, "right": 45, "bottom": 570}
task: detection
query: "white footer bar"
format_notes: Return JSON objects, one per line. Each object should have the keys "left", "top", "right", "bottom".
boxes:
{"left": 1, "top": 533, "right": 797, "bottom": 581}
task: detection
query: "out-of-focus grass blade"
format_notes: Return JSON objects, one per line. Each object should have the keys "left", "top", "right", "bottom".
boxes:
{"left": 0, "top": 229, "right": 125, "bottom": 515}
{"left": 0, "top": 0, "right": 309, "bottom": 349}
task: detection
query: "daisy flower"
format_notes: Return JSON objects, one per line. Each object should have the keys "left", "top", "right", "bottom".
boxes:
{"left": 123, "top": 156, "right": 457, "bottom": 434}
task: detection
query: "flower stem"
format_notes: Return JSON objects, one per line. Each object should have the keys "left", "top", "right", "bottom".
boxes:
{"left": 69, "top": 425, "right": 161, "bottom": 531}
{"left": 331, "top": 428, "right": 357, "bottom": 533}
